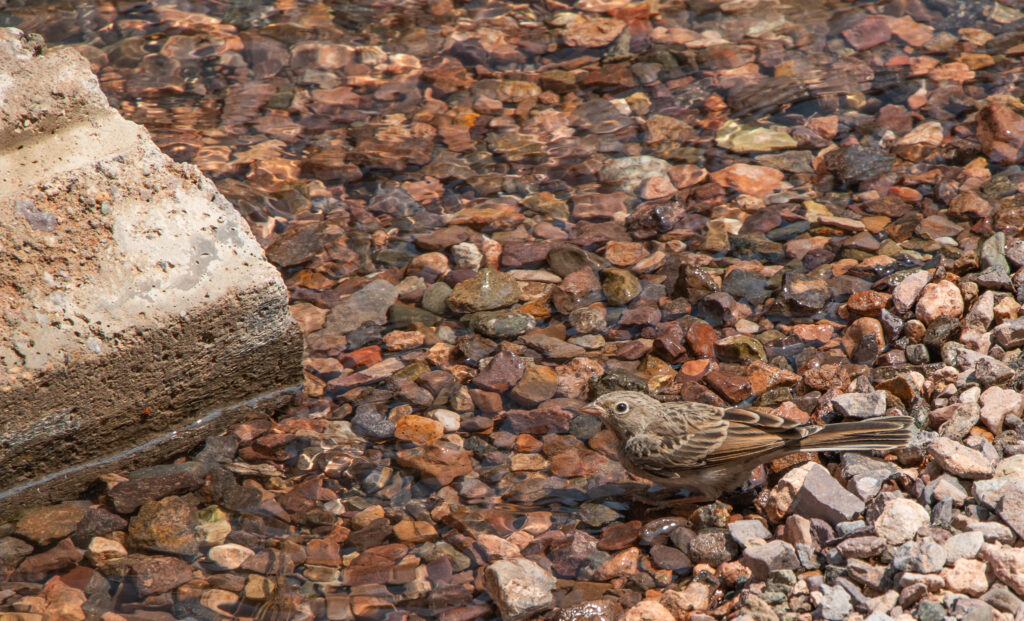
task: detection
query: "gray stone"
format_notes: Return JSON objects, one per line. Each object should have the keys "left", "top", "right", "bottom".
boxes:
{"left": 980, "top": 232, "right": 1010, "bottom": 274}
{"left": 982, "top": 584, "right": 1023, "bottom": 614}
{"left": 484, "top": 558, "right": 556, "bottom": 619}
{"left": 727, "top": 519, "right": 772, "bottom": 548}
{"left": 351, "top": 405, "right": 396, "bottom": 440}
{"left": 945, "top": 532, "right": 985, "bottom": 564}
{"left": 0, "top": 30, "right": 302, "bottom": 516}
{"left": 465, "top": 311, "right": 536, "bottom": 338}
{"left": 841, "top": 453, "right": 901, "bottom": 501}
{"left": 740, "top": 539, "right": 799, "bottom": 581}
{"left": 995, "top": 480, "right": 1024, "bottom": 539}
{"left": 788, "top": 462, "right": 866, "bottom": 526}
{"left": 893, "top": 538, "right": 946, "bottom": 573}
{"left": 818, "top": 583, "right": 852, "bottom": 621}
{"left": 994, "top": 317, "right": 1024, "bottom": 349}
{"left": 319, "top": 279, "right": 398, "bottom": 335}
{"left": 832, "top": 392, "right": 886, "bottom": 419}
{"left": 421, "top": 282, "right": 453, "bottom": 315}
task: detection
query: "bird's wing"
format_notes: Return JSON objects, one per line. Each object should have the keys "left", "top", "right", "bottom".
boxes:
{"left": 623, "top": 405, "right": 823, "bottom": 472}
{"left": 701, "top": 407, "right": 823, "bottom": 466}
{"left": 621, "top": 406, "right": 731, "bottom": 475}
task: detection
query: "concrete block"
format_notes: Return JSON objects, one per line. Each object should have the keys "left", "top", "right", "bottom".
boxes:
{"left": 0, "top": 28, "right": 304, "bottom": 515}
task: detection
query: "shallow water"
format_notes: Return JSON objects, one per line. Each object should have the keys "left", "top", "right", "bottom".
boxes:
{"left": 4, "top": 0, "right": 1024, "bottom": 618}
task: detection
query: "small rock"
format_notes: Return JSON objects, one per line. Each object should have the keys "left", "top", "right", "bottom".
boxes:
{"left": 394, "top": 414, "right": 445, "bottom": 444}
{"left": 928, "top": 437, "right": 996, "bottom": 479}
{"left": 15, "top": 502, "right": 89, "bottom": 546}
{"left": 395, "top": 441, "right": 473, "bottom": 485}
{"left": 727, "top": 520, "right": 772, "bottom": 548}
{"left": 317, "top": 279, "right": 398, "bottom": 336}
{"left": 483, "top": 558, "right": 556, "bottom": 619}
{"left": 945, "top": 531, "right": 985, "bottom": 564}
{"left": 916, "top": 280, "right": 964, "bottom": 324}
{"left": 208, "top": 543, "right": 254, "bottom": 571}
{"left": 980, "top": 544, "right": 1024, "bottom": 597}
{"left": 788, "top": 462, "right": 866, "bottom": 526}
{"left": 893, "top": 270, "right": 931, "bottom": 314}
{"left": 874, "top": 497, "right": 930, "bottom": 545}
{"left": 819, "top": 583, "right": 853, "bottom": 621}
{"left": 832, "top": 392, "right": 886, "bottom": 419}
{"left": 600, "top": 268, "right": 641, "bottom": 306}
{"left": 448, "top": 268, "right": 522, "bottom": 313}
{"left": 979, "top": 386, "right": 1022, "bottom": 434}
{"left": 351, "top": 404, "right": 396, "bottom": 440}
{"left": 129, "top": 554, "right": 194, "bottom": 597}
{"left": 621, "top": 600, "right": 674, "bottom": 621}
{"left": 14, "top": 538, "right": 83, "bottom": 581}
{"left": 893, "top": 538, "right": 946, "bottom": 573}
{"left": 128, "top": 495, "right": 199, "bottom": 556}
{"left": 741, "top": 539, "right": 799, "bottom": 580}
{"left": 688, "top": 530, "right": 737, "bottom": 566}
{"left": 941, "top": 558, "right": 989, "bottom": 597}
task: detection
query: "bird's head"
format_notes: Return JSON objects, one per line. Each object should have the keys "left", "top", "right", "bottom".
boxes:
{"left": 579, "top": 390, "right": 661, "bottom": 436}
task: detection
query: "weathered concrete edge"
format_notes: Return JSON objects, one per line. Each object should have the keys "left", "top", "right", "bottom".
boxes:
{"left": 0, "top": 383, "right": 300, "bottom": 519}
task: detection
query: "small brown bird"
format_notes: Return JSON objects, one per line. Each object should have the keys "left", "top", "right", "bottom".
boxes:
{"left": 581, "top": 391, "right": 914, "bottom": 499}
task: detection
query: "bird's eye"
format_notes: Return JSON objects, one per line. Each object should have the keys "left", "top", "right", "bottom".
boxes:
{"left": 614, "top": 402, "right": 629, "bottom": 414}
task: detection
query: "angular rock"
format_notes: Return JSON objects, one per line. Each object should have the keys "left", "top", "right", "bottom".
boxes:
{"left": 128, "top": 554, "right": 194, "bottom": 597}
{"left": 874, "top": 497, "right": 929, "bottom": 545}
{"left": 128, "top": 495, "right": 200, "bottom": 556}
{"left": 788, "top": 462, "right": 866, "bottom": 526}
{"left": 740, "top": 539, "right": 799, "bottom": 580}
{"left": 928, "top": 437, "right": 996, "bottom": 479}
{"left": 832, "top": 392, "right": 886, "bottom": 420}
{"left": 484, "top": 558, "right": 556, "bottom": 619}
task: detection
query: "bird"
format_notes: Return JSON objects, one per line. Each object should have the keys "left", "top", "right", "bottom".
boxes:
{"left": 580, "top": 390, "right": 914, "bottom": 499}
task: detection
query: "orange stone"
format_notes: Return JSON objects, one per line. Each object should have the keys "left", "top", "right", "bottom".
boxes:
{"left": 394, "top": 415, "right": 445, "bottom": 445}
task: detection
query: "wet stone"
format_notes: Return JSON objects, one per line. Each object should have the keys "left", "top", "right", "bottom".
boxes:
{"left": 317, "top": 279, "right": 398, "bottom": 336}
{"left": 601, "top": 268, "right": 641, "bottom": 306}
{"left": 128, "top": 554, "right": 194, "bottom": 597}
{"left": 779, "top": 273, "right": 831, "bottom": 314}
{"left": 128, "top": 495, "right": 200, "bottom": 556}
{"left": 108, "top": 462, "right": 208, "bottom": 514}
{"left": 723, "top": 270, "right": 771, "bottom": 305}
{"left": 15, "top": 502, "right": 89, "bottom": 546}
{"left": 714, "top": 335, "right": 767, "bottom": 363}
{"left": 474, "top": 351, "right": 526, "bottom": 392}
{"left": 447, "top": 268, "right": 522, "bottom": 313}
{"left": 688, "top": 530, "right": 737, "bottom": 566}
{"left": 484, "top": 558, "right": 556, "bottom": 619}
{"left": 352, "top": 404, "right": 396, "bottom": 440}
{"left": 823, "top": 145, "right": 895, "bottom": 185}
{"left": 465, "top": 311, "right": 536, "bottom": 338}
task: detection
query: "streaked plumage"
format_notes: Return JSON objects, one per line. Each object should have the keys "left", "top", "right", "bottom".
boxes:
{"left": 581, "top": 391, "right": 913, "bottom": 499}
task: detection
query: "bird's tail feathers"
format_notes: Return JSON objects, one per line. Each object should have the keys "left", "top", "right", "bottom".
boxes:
{"left": 798, "top": 416, "right": 914, "bottom": 452}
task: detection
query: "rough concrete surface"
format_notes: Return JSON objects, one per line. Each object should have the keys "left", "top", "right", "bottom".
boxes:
{"left": 0, "top": 28, "right": 304, "bottom": 515}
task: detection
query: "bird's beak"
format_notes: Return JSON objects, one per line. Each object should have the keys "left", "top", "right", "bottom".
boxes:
{"left": 579, "top": 403, "right": 603, "bottom": 417}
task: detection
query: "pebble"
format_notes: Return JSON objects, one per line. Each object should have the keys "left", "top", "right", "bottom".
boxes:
{"left": 483, "top": 558, "right": 556, "bottom": 619}
{"left": 127, "top": 495, "right": 199, "bottom": 556}
{"left": 208, "top": 543, "right": 254, "bottom": 571}
{"left": 741, "top": 539, "right": 799, "bottom": 580}
{"left": 928, "top": 437, "right": 996, "bottom": 479}
{"left": 874, "top": 498, "right": 930, "bottom": 545}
